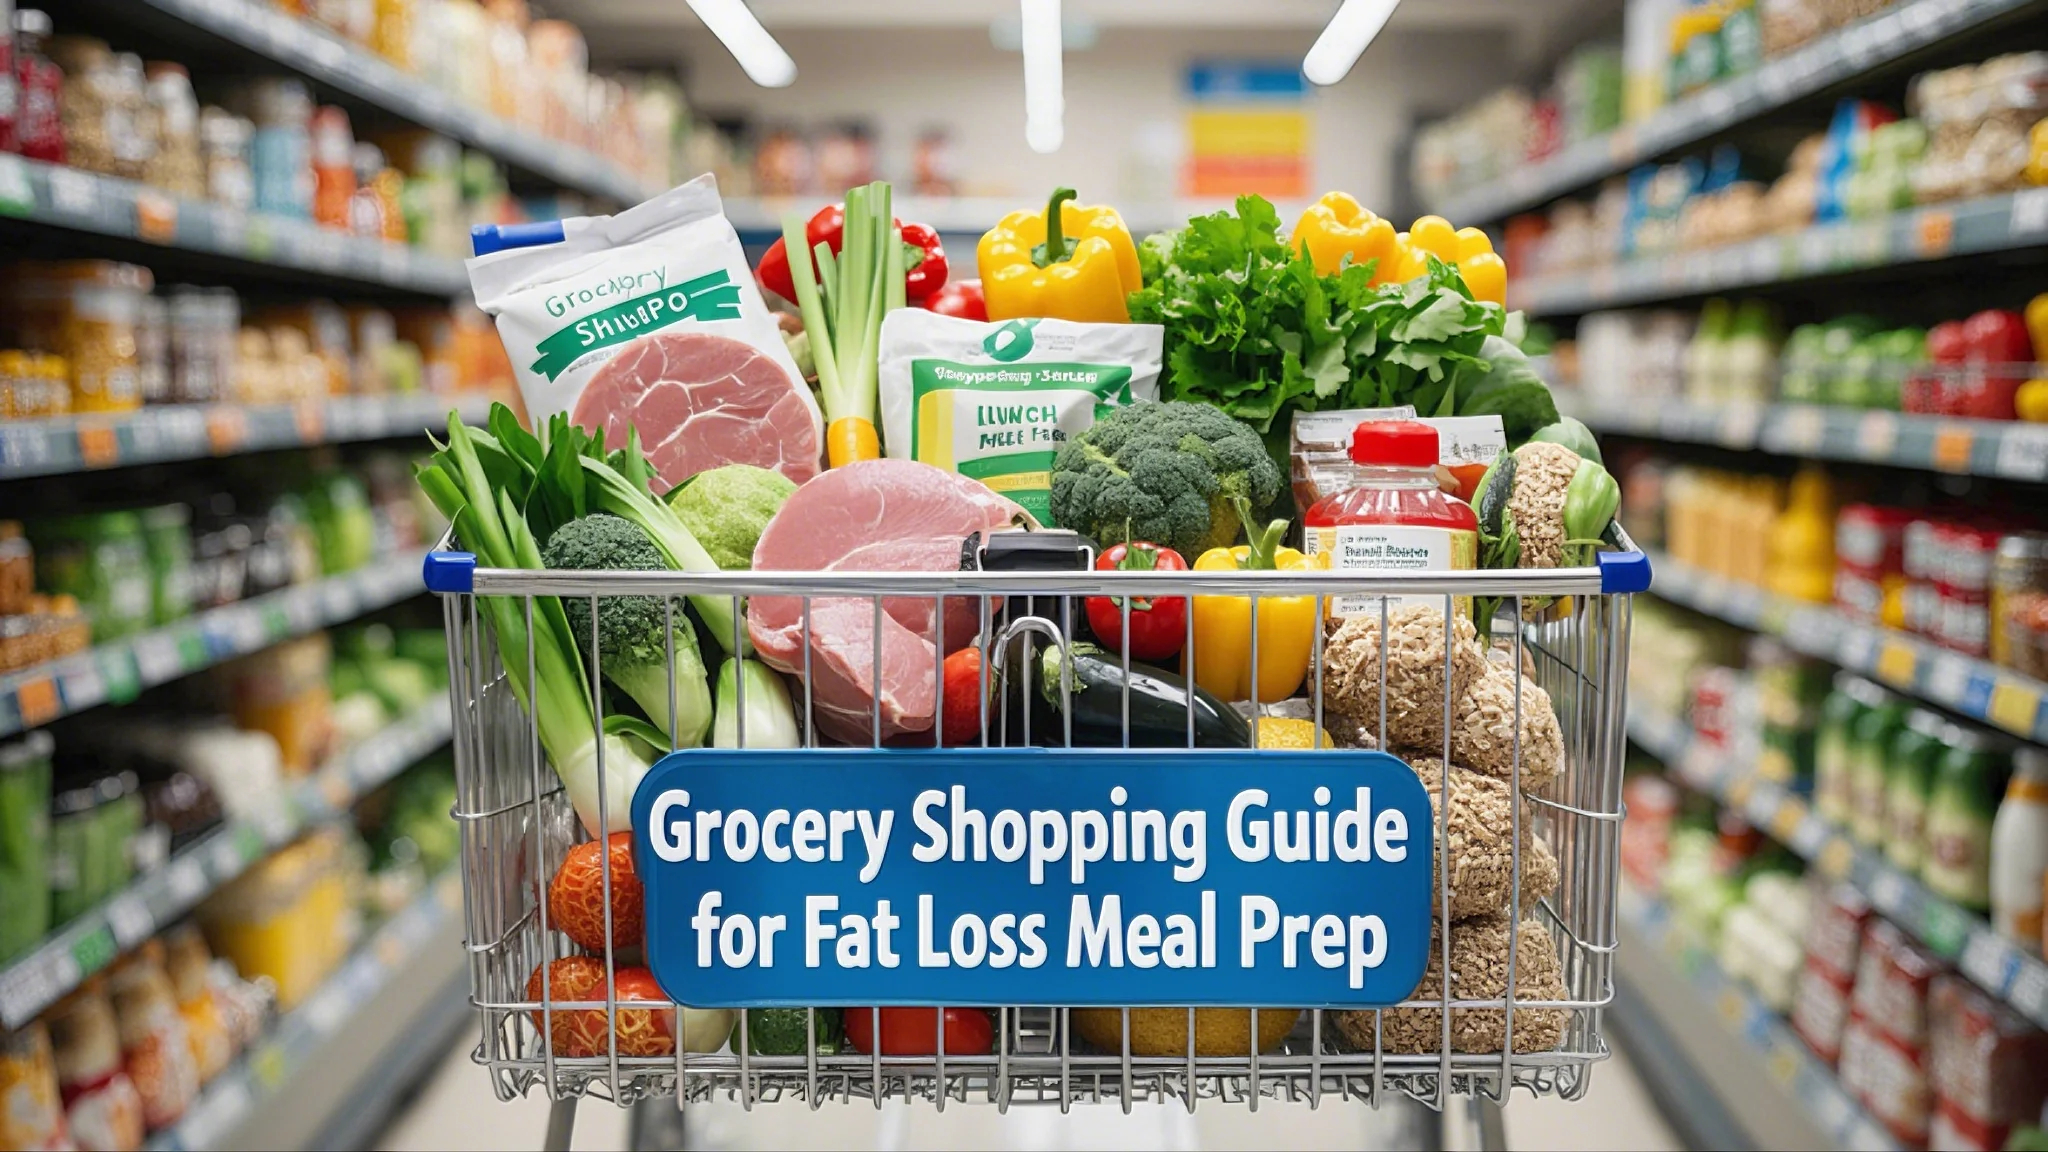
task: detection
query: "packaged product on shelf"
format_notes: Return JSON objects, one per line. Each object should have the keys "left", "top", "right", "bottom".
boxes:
{"left": 0, "top": 730, "right": 52, "bottom": 963}
{"left": 1991, "top": 532, "right": 2048, "bottom": 677}
{"left": 1840, "top": 1011, "right": 1933, "bottom": 1147}
{"left": 1911, "top": 53, "right": 2048, "bottom": 204}
{"left": 1853, "top": 918, "right": 1942, "bottom": 1048}
{"left": 1792, "top": 882, "right": 1873, "bottom": 1064}
{"left": 1924, "top": 727, "right": 2012, "bottom": 911}
{"left": 135, "top": 293, "right": 168, "bottom": 406}
{"left": 244, "top": 78, "right": 313, "bottom": 220}
{"left": 1928, "top": 974, "right": 2048, "bottom": 1150}
{"left": 28, "top": 510, "right": 154, "bottom": 643}
{"left": 875, "top": 311, "right": 1160, "bottom": 524}
{"left": 1834, "top": 503, "right": 1913, "bottom": 626}
{"left": 198, "top": 106, "right": 255, "bottom": 212}
{"left": 1815, "top": 674, "right": 1878, "bottom": 825}
{"left": 107, "top": 942, "right": 199, "bottom": 1130}
{"left": 139, "top": 503, "right": 194, "bottom": 627}
{"left": 350, "top": 142, "right": 399, "bottom": 239}
{"left": 392, "top": 307, "right": 459, "bottom": 395}
{"left": 10, "top": 10, "right": 63, "bottom": 165}
{"left": 0, "top": 1020, "right": 68, "bottom": 1152}
{"left": 143, "top": 62, "right": 203, "bottom": 199}
{"left": 1302, "top": 420, "right": 1481, "bottom": 618}
{"left": 310, "top": 104, "right": 356, "bottom": 230}
{"left": 0, "top": 522, "right": 29, "bottom": 614}
{"left": 224, "top": 633, "right": 334, "bottom": 776}
{"left": 1883, "top": 709, "right": 1949, "bottom": 875}
{"left": 168, "top": 286, "right": 235, "bottom": 403}
{"left": 468, "top": 174, "right": 815, "bottom": 490}
{"left": 199, "top": 827, "right": 363, "bottom": 1009}
{"left": 1717, "top": 870, "right": 1810, "bottom": 1011}
{"left": 1847, "top": 686, "right": 1908, "bottom": 846}
{"left": 1989, "top": 749, "right": 2048, "bottom": 950}
{"left": 1620, "top": 773, "right": 1680, "bottom": 890}
{"left": 49, "top": 37, "right": 135, "bottom": 180}
{"left": 44, "top": 982, "right": 145, "bottom": 1152}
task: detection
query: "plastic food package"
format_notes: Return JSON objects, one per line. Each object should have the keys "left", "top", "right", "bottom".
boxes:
{"left": 224, "top": 633, "right": 334, "bottom": 776}
{"left": 45, "top": 983, "right": 146, "bottom": 1152}
{"left": 1792, "top": 956, "right": 1857, "bottom": 1064}
{"left": 143, "top": 62, "right": 205, "bottom": 198}
{"left": 0, "top": 731, "right": 53, "bottom": 963}
{"left": 1840, "top": 1012, "right": 1932, "bottom": 1147}
{"left": 199, "top": 828, "right": 362, "bottom": 1009}
{"left": 1852, "top": 918, "right": 1943, "bottom": 1048}
{"left": 199, "top": 106, "right": 255, "bottom": 211}
{"left": 1928, "top": 973, "right": 2048, "bottom": 1149}
{"left": 1912, "top": 54, "right": 2048, "bottom": 203}
{"left": 0, "top": 1020, "right": 68, "bottom": 1152}
{"left": 108, "top": 943, "right": 200, "bottom": 1130}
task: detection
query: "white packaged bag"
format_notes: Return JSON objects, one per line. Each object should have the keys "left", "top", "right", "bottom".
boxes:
{"left": 877, "top": 310, "right": 1162, "bottom": 525}
{"left": 466, "top": 174, "right": 822, "bottom": 488}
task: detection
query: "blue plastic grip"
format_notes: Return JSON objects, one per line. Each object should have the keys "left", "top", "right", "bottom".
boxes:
{"left": 1599, "top": 549, "right": 1653, "bottom": 595}
{"left": 470, "top": 219, "right": 566, "bottom": 257}
{"left": 423, "top": 551, "right": 476, "bottom": 593}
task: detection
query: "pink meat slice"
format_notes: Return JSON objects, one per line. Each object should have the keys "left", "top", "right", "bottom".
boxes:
{"left": 571, "top": 331, "right": 819, "bottom": 492}
{"left": 748, "top": 459, "right": 1023, "bottom": 744}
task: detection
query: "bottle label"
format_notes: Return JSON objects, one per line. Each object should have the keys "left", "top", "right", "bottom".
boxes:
{"left": 1303, "top": 523, "right": 1475, "bottom": 617}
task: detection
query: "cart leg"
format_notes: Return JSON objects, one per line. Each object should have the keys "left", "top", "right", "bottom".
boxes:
{"left": 543, "top": 1096, "right": 577, "bottom": 1152}
{"left": 1467, "top": 1095, "right": 1509, "bottom": 1152}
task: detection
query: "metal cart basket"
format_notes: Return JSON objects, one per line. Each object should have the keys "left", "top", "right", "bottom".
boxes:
{"left": 424, "top": 540, "right": 1650, "bottom": 1138}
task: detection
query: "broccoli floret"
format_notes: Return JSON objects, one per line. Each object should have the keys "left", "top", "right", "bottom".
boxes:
{"left": 1049, "top": 401, "right": 1282, "bottom": 558}
{"left": 543, "top": 514, "right": 712, "bottom": 748}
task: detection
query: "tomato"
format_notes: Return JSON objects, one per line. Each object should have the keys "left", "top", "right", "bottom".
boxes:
{"left": 843, "top": 1007, "right": 994, "bottom": 1055}
{"left": 547, "top": 832, "right": 643, "bottom": 953}
{"left": 1084, "top": 541, "right": 1188, "bottom": 662}
{"left": 921, "top": 279, "right": 986, "bottom": 321}
{"left": 524, "top": 958, "right": 675, "bottom": 1057}
{"left": 940, "top": 647, "right": 990, "bottom": 745}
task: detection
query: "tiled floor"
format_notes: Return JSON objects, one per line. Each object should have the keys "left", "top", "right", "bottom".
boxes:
{"left": 379, "top": 1027, "right": 1683, "bottom": 1151}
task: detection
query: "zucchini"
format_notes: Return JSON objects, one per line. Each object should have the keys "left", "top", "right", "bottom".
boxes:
{"left": 1011, "top": 643, "right": 1250, "bottom": 748}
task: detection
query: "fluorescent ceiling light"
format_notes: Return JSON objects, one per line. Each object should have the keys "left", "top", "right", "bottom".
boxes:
{"left": 1021, "top": 0, "right": 1063, "bottom": 154}
{"left": 1303, "top": 0, "right": 1398, "bottom": 86}
{"left": 686, "top": 0, "right": 796, "bottom": 88}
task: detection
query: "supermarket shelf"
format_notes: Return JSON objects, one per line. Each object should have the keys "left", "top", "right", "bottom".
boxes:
{"left": 1513, "top": 188, "right": 2048, "bottom": 315}
{"left": 0, "top": 393, "right": 490, "bottom": 480}
{"left": 1430, "top": 0, "right": 2046, "bottom": 224}
{"left": 123, "top": 0, "right": 653, "bottom": 205}
{"left": 0, "top": 697, "right": 453, "bottom": 1030}
{"left": 1629, "top": 705, "right": 2048, "bottom": 1032}
{"left": 0, "top": 546, "right": 432, "bottom": 737}
{"left": 1561, "top": 393, "right": 2048, "bottom": 482}
{"left": 145, "top": 868, "right": 464, "bottom": 1152}
{"left": 0, "top": 155, "right": 468, "bottom": 295}
{"left": 1615, "top": 883, "right": 1900, "bottom": 1152}
{"left": 1643, "top": 548, "right": 2048, "bottom": 745}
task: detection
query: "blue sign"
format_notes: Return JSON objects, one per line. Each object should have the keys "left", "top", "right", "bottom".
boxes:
{"left": 630, "top": 747, "right": 1434, "bottom": 1009}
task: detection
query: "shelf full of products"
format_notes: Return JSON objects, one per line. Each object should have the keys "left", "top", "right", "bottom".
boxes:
{"left": 1616, "top": 883, "right": 1901, "bottom": 1152}
{"left": 0, "top": 156, "right": 469, "bottom": 295}
{"left": 1423, "top": 0, "right": 2047, "bottom": 224}
{"left": 1641, "top": 547, "right": 2048, "bottom": 744}
{"left": 1630, "top": 704, "right": 2048, "bottom": 1030}
{"left": 143, "top": 869, "right": 463, "bottom": 1152}
{"left": 123, "top": 0, "right": 653, "bottom": 204}
{"left": 0, "top": 697, "right": 451, "bottom": 1030}
{"left": 0, "top": 393, "right": 492, "bottom": 480}
{"left": 1561, "top": 395, "right": 2048, "bottom": 482}
{"left": 1514, "top": 188, "right": 2048, "bottom": 315}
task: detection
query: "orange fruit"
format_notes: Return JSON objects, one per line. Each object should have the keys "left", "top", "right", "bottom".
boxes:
{"left": 546, "top": 832, "right": 643, "bottom": 953}
{"left": 524, "top": 957, "right": 675, "bottom": 1058}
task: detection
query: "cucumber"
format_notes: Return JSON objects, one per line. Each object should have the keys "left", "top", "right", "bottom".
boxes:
{"left": 1010, "top": 643, "right": 1250, "bottom": 748}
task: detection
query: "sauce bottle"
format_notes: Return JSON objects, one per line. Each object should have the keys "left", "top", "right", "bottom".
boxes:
{"left": 1303, "top": 419, "right": 1477, "bottom": 619}
{"left": 1991, "top": 748, "right": 2048, "bottom": 953}
{"left": 1924, "top": 726, "right": 2011, "bottom": 912}
{"left": 11, "top": 9, "right": 62, "bottom": 164}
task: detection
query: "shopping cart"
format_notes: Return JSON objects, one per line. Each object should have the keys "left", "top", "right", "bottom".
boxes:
{"left": 424, "top": 536, "right": 1650, "bottom": 1149}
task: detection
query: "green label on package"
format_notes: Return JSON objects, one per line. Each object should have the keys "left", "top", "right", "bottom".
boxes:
{"left": 908, "top": 361, "right": 1132, "bottom": 522}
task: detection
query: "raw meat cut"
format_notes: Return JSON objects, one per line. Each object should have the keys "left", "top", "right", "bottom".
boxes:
{"left": 749, "top": 459, "right": 1024, "bottom": 744}
{"left": 571, "top": 331, "right": 820, "bottom": 491}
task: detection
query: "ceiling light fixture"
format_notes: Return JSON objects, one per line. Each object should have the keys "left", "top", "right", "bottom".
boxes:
{"left": 1021, "top": 0, "right": 1063, "bottom": 154}
{"left": 1303, "top": 0, "right": 1399, "bottom": 86}
{"left": 686, "top": 0, "right": 796, "bottom": 89}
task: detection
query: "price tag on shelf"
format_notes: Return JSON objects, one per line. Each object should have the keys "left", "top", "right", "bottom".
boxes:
{"left": 1920, "top": 899, "right": 1970, "bottom": 957}
{"left": 0, "top": 958, "right": 63, "bottom": 1030}
{"left": 379, "top": 244, "right": 411, "bottom": 285}
{"left": 208, "top": 833, "right": 244, "bottom": 875}
{"left": 1856, "top": 411, "right": 1897, "bottom": 459}
{"left": 1776, "top": 406, "right": 1826, "bottom": 454}
{"left": 1960, "top": 932, "right": 2018, "bottom": 996}
{"left": 2011, "top": 961, "right": 2048, "bottom": 1024}
{"left": 106, "top": 894, "right": 152, "bottom": 948}
{"left": 134, "top": 190, "right": 177, "bottom": 243}
{"left": 167, "top": 856, "right": 208, "bottom": 905}
{"left": 205, "top": 407, "right": 248, "bottom": 454}
{"left": 1913, "top": 208, "right": 1954, "bottom": 259}
{"left": 1769, "top": 797, "right": 1807, "bottom": 844}
{"left": 75, "top": 422, "right": 118, "bottom": 468}
{"left": 293, "top": 400, "right": 324, "bottom": 443}
{"left": 1718, "top": 402, "right": 1763, "bottom": 448}
{"left": 56, "top": 658, "right": 104, "bottom": 711}
{"left": 1989, "top": 680, "right": 2044, "bottom": 737}
{"left": 1932, "top": 424, "right": 1974, "bottom": 473}
{"left": 1716, "top": 989, "right": 1748, "bottom": 1028}
{"left": 2010, "top": 187, "right": 2048, "bottom": 237}
{"left": 1927, "top": 654, "right": 1972, "bottom": 706}
{"left": 1765, "top": 1048, "right": 1800, "bottom": 1087}
{"left": 1869, "top": 869, "right": 1909, "bottom": 916}
{"left": 175, "top": 1076, "right": 252, "bottom": 1152}
{"left": 1789, "top": 814, "right": 1828, "bottom": 858}
{"left": 133, "top": 633, "right": 184, "bottom": 683}
{"left": 1747, "top": 238, "right": 1782, "bottom": 282}
{"left": 1875, "top": 640, "right": 1918, "bottom": 686}
{"left": 0, "top": 154, "right": 32, "bottom": 215}
{"left": 1796, "top": 228, "right": 1832, "bottom": 272}
{"left": 46, "top": 168, "right": 98, "bottom": 220}
{"left": 1996, "top": 424, "right": 2048, "bottom": 480}
{"left": 14, "top": 678, "right": 59, "bottom": 727}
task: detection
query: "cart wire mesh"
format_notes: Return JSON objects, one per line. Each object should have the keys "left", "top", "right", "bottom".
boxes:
{"left": 431, "top": 549, "right": 1643, "bottom": 1116}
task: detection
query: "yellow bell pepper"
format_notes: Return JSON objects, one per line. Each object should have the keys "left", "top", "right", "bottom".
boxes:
{"left": 2028, "top": 119, "right": 2048, "bottom": 186}
{"left": 1186, "top": 502, "right": 1315, "bottom": 705}
{"left": 978, "top": 188, "right": 1141, "bottom": 323}
{"left": 1290, "top": 192, "right": 1397, "bottom": 277}
{"left": 2026, "top": 292, "right": 2048, "bottom": 361}
{"left": 2017, "top": 378, "right": 2048, "bottom": 423}
{"left": 1381, "top": 214, "right": 1508, "bottom": 305}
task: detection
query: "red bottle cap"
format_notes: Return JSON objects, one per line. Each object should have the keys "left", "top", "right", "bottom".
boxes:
{"left": 1350, "top": 419, "right": 1439, "bottom": 467}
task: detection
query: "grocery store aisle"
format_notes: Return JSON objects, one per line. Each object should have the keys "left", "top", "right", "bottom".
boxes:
{"left": 378, "top": 1021, "right": 1681, "bottom": 1151}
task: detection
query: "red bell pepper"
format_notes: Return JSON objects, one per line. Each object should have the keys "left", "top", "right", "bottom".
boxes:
{"left": 1962, "top": 309, "right": 2032, "bottom": 363}
{"left": 921, "top": 279, "right": 987, "bottom": 321}
{"left": 755, "top": 204, "right": 948, "bottom": 304}
{"left": 1927, "top": 320, "right": 1969, "bottom": 363}
{"left": 843, "top": 1007, "right": 993, "bottom": 1055}
{"left": 1084, "top": 539, "right": 1188, "bottom": 662}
